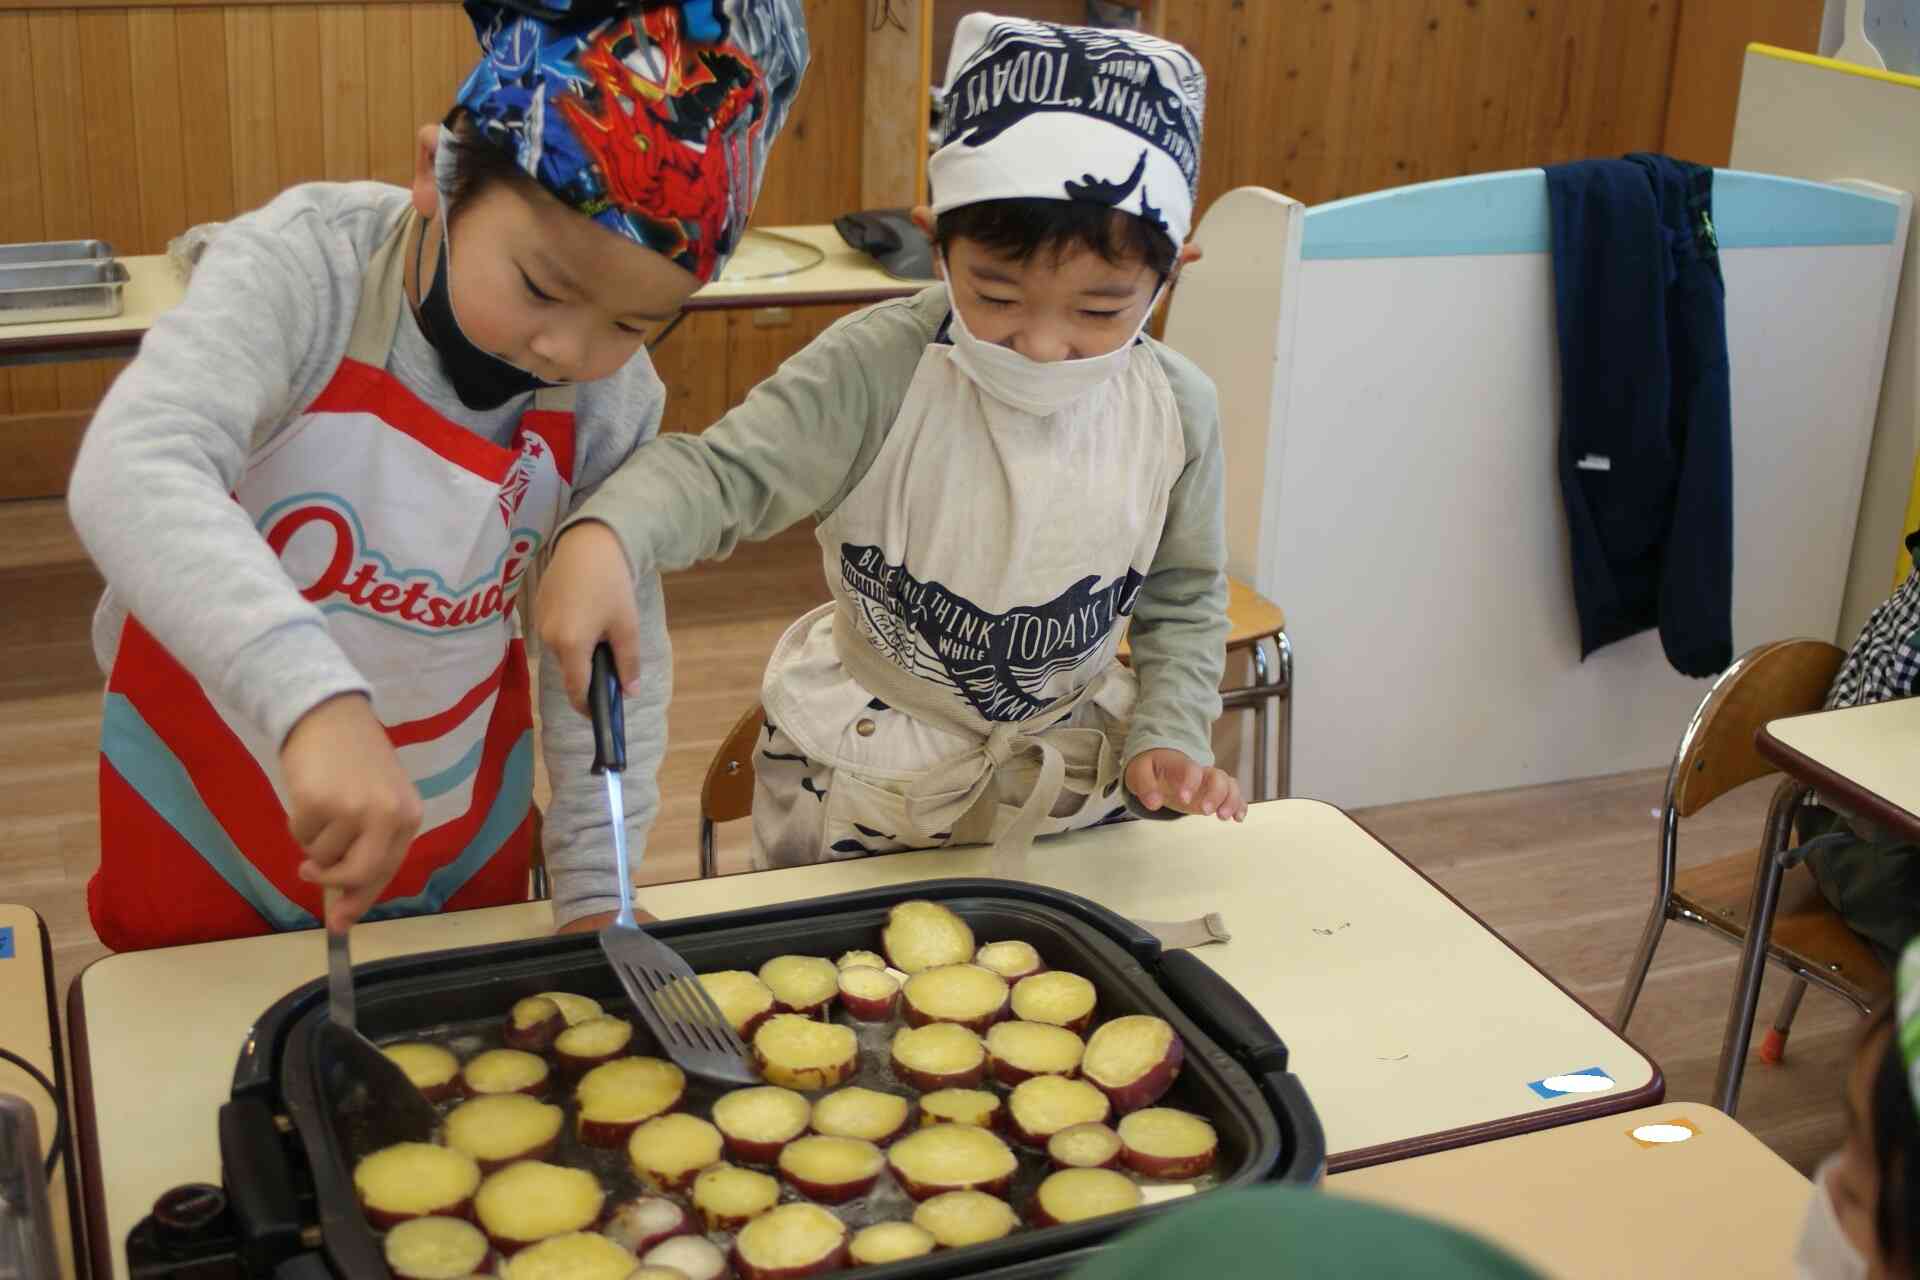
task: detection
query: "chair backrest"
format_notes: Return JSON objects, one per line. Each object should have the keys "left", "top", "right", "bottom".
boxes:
{"left": 1670, "top": 638, "right": 1845, "bottom": 817}
{"left": 701, "top": 703, "right": 766, "bottom": 826}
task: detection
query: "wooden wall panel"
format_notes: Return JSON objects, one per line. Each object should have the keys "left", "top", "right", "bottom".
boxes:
{"left": 1662, "top": 0, "right": 1824, "bottom": 166}
{"left": 747, "top": 0, "right": 865, "bottom": 227}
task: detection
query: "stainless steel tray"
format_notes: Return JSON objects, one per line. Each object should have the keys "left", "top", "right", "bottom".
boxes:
{"left": 0, "top": 239, "right": 114, "bottom": 268}
{"left": 0, "top": 259, "right": 129, "bottom": 326}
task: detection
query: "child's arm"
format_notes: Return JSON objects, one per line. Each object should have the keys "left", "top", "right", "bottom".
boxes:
{"left": 1122, "top": 346, "right": 1241, "bottom": 821}
{"left": 67, "top": 199, "right": 424, "bottom": 929}
{"left": 539, "top": 297, "right": 931, "bottom": 709}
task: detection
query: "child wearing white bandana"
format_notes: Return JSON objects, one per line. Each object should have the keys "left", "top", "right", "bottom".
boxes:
{"left": 540, "top": 13, "right": 1240, "bottom": 869}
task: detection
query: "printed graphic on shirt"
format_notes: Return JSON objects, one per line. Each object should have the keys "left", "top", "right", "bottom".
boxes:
{"left": 258, "top": 493, "right": 541, "bottom": 636}
{"left": 839, "top": 542, "right": 1141, "bottom": 722}
{"left": 940, "top": 20, "right": 1203, "bottom": 197}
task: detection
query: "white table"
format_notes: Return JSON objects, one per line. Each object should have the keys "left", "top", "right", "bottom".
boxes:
{"left": 0, "top": 906, "right": 80, "bottom": 1278}
{"left": 1331, "top": 1101, "right": 1809, "bottom": 1278}
{"left": 69, "top": 801, "right": 1658, "bottom": 1280}
{"left": 1761, "top": 696, "right": 1920, "bottom": 843}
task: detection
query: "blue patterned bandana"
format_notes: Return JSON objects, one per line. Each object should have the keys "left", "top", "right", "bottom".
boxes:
{"left": 456, "top": 0, "right": 808, "bottom": 281}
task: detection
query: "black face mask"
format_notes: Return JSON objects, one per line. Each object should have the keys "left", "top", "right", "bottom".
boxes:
{"left": 413, "top": 217, "right": 561, "bottom": 412}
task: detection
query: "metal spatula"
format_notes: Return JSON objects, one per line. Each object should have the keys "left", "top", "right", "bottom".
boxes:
{"left": 589, "top": 643, "right": 758, "bottom": 1084}
{"left": 314, "top": 889, "right": 437, "bottom": 1162}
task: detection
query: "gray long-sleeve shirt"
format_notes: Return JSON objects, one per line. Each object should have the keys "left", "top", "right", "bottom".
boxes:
{"left": 67, "top": 181, "right": 669, "bottom": 927}
{"left": 569, "top": 287, "right": 1229, "bottom": 770}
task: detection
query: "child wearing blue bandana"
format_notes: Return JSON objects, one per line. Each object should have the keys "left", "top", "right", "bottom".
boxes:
{"left": 68, "top": 0, "right": 807, "bottom": 948}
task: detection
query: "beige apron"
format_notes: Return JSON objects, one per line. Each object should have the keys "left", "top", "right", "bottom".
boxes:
{"left": 754, "top": 311, "right": 1185, "bottom": 870}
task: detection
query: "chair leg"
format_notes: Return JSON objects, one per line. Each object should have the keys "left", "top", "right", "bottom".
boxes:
{"left": 1759, "top": 978, "right": 1810, "bottom": 1066}
{"left": 1251, "top": 640, "right": 1273, "bottom": 803}
{"left": 1614, "top": 801, "right": 1682, "bottom": 1031}
{"left": 699, "top": 818, "right": 718, "bottom": 880}
{"left": 1712, "top": 778, "right": 1808, "bottom": 1116}
{"left": 1275, "top": 631, "right": 1293, "bottom": 800}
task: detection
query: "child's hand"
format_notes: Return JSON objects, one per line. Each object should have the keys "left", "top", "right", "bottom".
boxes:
{"left": 537, "top": 521, "right": 645, "bottom": 715}
{"left": 282, "top": 693, "right": 424, "bottom": 932}
{"left": 1125, "top": 749, "right": 1248, "bottom": 822}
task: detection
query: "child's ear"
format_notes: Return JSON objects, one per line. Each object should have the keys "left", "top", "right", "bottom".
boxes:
{"left": 410, "top": 124, "right": 441, "bottom": 219}
{"left": 910, "top": 205, "right": 935, "bottom": 238}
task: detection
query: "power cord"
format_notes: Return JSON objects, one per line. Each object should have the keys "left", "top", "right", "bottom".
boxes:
{"left": 0, "top": 1047, "right": 64, "bottom": 1181}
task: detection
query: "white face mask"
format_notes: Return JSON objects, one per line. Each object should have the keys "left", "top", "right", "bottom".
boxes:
{"left": 938, "top": 256, "right": 1160, "bottom": 416}
{"left": 1796, "top": 1156, "right": 1871, "bottom": 1280}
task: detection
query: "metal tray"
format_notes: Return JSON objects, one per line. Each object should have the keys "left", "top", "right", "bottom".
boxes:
{"left": 223, "top": 881, "right": 1323, "bottom": 1280}
{"left": 0, "top": 238, "right": 114, "bottom": 268}
{"left": 0, "top": 260, "right": 129, "bottom": 326}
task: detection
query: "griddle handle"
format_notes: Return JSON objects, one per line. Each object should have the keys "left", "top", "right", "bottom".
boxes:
{"left": 1155, "top": 948, "right": 1290, "bottom": 1073}
{"left": 1259, "top": 1069, "right": 1327, "bottom": 1184}
{"left": 218, "top": 1098, "right": 306, "bottom": 1275}
{"left": 589, "top": 642, "right": 626, "bottom": 775}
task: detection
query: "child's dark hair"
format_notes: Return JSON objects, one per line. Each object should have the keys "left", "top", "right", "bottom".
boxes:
{"left": 934, "top": 199, "right": 1178, "bottom": 279}
{"left": 438, "top": 109, "right": 545, "bottom": 216}
{"left": 1868, "top": 1006, "right": 1920, "bottom": 1273}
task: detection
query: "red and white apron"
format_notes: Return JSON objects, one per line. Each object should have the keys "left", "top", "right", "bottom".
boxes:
{"left": 91, "top": 209, "right": 576, "bottom": 951}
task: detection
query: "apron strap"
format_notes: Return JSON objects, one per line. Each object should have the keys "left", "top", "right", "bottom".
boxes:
{"left": 831, "top": 608, "right": 1121, "bottom": 855}
{"left": 349, "top": 208, "right": 578, "bottom": 414}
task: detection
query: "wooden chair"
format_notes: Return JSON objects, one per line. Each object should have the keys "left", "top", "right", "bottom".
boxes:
{"left": 1119, "top": 578, "right": 1292, "bottom": 800}
{"left": 1615, "top": 638, "right": 1887, "bottom": 1116}
{"left": 528, "top": 805, "right": 548, "bottom": 901}
{"left": 698, "top": 703, "right": 768, "bottom": 879}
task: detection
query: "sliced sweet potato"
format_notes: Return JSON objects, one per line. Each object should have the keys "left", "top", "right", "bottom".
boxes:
{"left": 381, "top": 1042, "right": 461, "bottom": 1104}
{"left": 1030, "top": 1167, "right": 1143, "bottom": 1227}
{"left": 712, "top": 1085, "right": 813, "bottom": 1164}
{"left": 602, "top": 1195, "right": 696, "bottom": 1255}
{"left": 552, "top": 1015, "right": 633, "bottom": 1076}
{"left": 1010, "top": 972, "right": 1097, "bottom": 1034}
{"left": 629, "top": 1270, "right": 695, "bottom": 1280}
{"left": 693, "top": 1162, "right": 782, "bottom": 1232}
{"left": 753, "top": 1014, "right": 860, "bottom": 1090}
{"left": 974, "top": 940, "right": 1046, "bottom": 983}
{"left": 1082, "top": 1015, "right": 1185, "bottom": 1113}
{"left": 501, "top": 996, "right": 565, "bottom": 1053}
{"left": 353, "top": 1142, "right": 480, "bottom": 1228}
{"left": 473, "top": 1161, "right": 603, "bottom": 1253}
{"left": 889, "top": 1023, "right": 986, "bottom": 1092}
{"left": 1117, "top": 1107, "right": 1218, "bottom": 1179}
{"left": 442, "top": 1094, "right": 564, "bottom": 1172}
{"left": 499, "top": 1231, "right": 636, "bottom": 1280}
{"left": 778, "top": 1134, "right": 885, "bottom": 1203}
{"left": 848, "top": 1221, "right": 938, "bottom": 1265}
{"left": 1007, "top": 1075, "right": 1111, "bottom": 1148}
{"left": 918, "top": 1088, "right": 1003, "bottom": 1131}
{"left": 643, "top": 1235, "right": 730, "bottom": 1280}
{"left": 912, "top": 1190, "right": 1020, "bottom": 1248}
{"left": 383, "top": 1215, "right": 492, "bottom": 1280}
{"left": 836, "top": 966, "right": 901, "bottom": 1022}
{"left": 698, "top": 970, "right": 778, "bottom": 1038}
{"left": 532, "top": 992, "right": 603, "bottom": 1026}
{"left": 460, "top": 1049, "right": 550, "bottom": 1099}
{"left": 836, "top": 949, "right": 889, "bottom": 971}
{"left": 758, "top": 955, "right": 840, "bottom": 1017}
{"left": 882, "top": 901, "right": 975, "bottom": 974}
{"left": 811, "top": 1086, "right": 912, "bottom": 1146}
{"left": 986, "top": 1020, "right": 1085, "bottom": 1085}
{"left": 1047, "top": 1122, "right": 1123, "bottom": 1171}
{"left": 574, "top": 1056, "right": 685, "bottom": 1148}
{"left": 627, "top": 1112, "right": 725, "bottom": 1192}
{"left": 886, "top": 1124, "right": 1018, "bottom": 1201}
{"left": 902, "top": 964, "right": 1011, "bottom": 1032}
{"left": 732, "top": 1203, "right": 849, "bottom": 1280}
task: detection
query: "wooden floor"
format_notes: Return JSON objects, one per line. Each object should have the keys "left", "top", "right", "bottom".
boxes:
{"left": 0, "top": 497, "right": 1855, "bottom": 1175}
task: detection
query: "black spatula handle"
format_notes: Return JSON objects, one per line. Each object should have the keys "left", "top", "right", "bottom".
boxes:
{"left": 589, "top": 641, "right": 626, "bottom": 775}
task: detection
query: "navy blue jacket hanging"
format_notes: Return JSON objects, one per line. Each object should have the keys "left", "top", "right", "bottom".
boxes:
{"left": 1544, "top": 154, "right": 1733, "bottom": 679}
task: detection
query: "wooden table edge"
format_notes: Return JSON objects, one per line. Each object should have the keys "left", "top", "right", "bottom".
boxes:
{"left": 0, "top": 329, "right": 145, "bottom": 360}
{"left": 680, "top": 283, "right": 923, "bottom": 313}
{"left": 12, "top": 909, "right": 89, "bottom": 1280}
{"left": 1756, "top": 718, "right": 1920, "bottom": 844}
{"left": 66, "top": 968, "right": 111, "bottom": 1280}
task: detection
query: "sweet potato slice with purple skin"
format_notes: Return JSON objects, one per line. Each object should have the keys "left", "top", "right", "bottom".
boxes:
{"left": 381, "top": 1042, "right": 461, "bottom": 1103}
{"left": 712, "top": 1085, "right": 812, "bottom": 1164}
{"left": 913, "top": 1191, "right": 1020, "bottom": 1248}
{"left": 754, "top": 1014, "right": 860, "bottom": 1091}
{"left": 885, "top": 1124, "right": 1018, "bottom": 1202}
{"left": 917, "top": 1088, "right": 1002, "bottom": 1131}
{"left": 849, "top": 1222, "right": 937, "bottom": 1265}
{"left": 1006, "top": 1074, "right": 1112, "bottom": 1148}
{"left": 731, "top": 1203, "right": 850, "bottom": 1280}
{"left": 602, "top": 1195, "right": 696, "bottom": 1256}
{"left": 500, "top": 996, "right": 565, "bottom": 1053}
{"left": 693, "top": 1162, "right": 782, "bottom": 1232}
{"left": 354, "top": 1143, "right": 479, "bottom": 1229}
{"left": 902, "top": 964, "right": 1011, "bottom": 1032}
{"left": 382, "top": 1215, "right": 492, "bottom": 1280}
{"left": 459, "top": 1049, "right": 550, "bottom": 1099}
{"left": 759, "top": 954, "right": 841, "bottom": 1018}
{"left": 1082, "top": 1015, "right": 1186, "bottom": 1113}
{"left": 1117, "top": 1107, "right": 1219, "bottom": 1178}
{"left": 778, "top": 1134, "right": 886, "bottom": 1204}
{"left": 890, "top": 1023, "right": 986, "bottom": 1092}
{"left": 472, "top": 1161, "right": 603, "bottom": 1254}
{"left": 811, "top": 1086, "right": 912, "bottom": 1146}
{"left": 975, "top": 940, "right": 1046, "bottom": 982}
{"left": 882, "top": 901, "right": 975, "bottom": 974}
{"left": 442, "top": 1094, "right": 564, "bottom": 1172}
{"left": 531, "top": 992, "right": 602, "bottom": 1026}
{"left": 1030, "top": 1167, "right": 1143, "bottom": 1227}
{"left": 573, "top": 1056, "right": 685, "bottom": 1148}
{"left": 645, "top": 1235, "right": 730, "bottom": 1280}
{"left": 836, "top": 965, "right": 902, "bottom": 1022}
{"left": 551, "top": 1016, "right": 633, "bottom": 1077}
{"left": 627, "top": 1113, "right": 726, "bottom": 1193}
{"left": 1010, "top": 971, "right": 1097, "bottom": 1034}
{"left": 836, "top": 949, "right": 889, "bottom": 971}
{"left": 497, "top": 1232, "right": 633, "bottom": 1280}
{"left": 1047, "top": 1122, "right": 1123, "bottom": 1170}
{"left": 986, "top": 1020, "right": 1085, "bottom": 1086}
{"left": 699, "top": 970, "right": 778, "bottom": 1038}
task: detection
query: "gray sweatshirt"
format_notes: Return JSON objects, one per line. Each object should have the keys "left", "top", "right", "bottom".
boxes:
{"left": 569, "top": 287, "right": 1229, "bottom": 770}
{"left": 67, "top": 182, "right": 669, "bottom": 927}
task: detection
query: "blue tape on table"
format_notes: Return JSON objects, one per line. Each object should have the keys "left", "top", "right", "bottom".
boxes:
{"left": 1527, "top": 1066, "right": 1614, "bottom": 1099}
{"left": 0, "top": 927, "right": 13, "bottom": 959}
